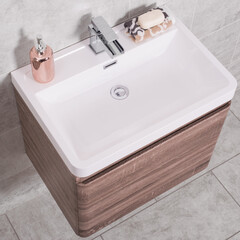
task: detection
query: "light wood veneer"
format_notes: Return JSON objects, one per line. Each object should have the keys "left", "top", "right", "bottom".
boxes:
{"left": 15, "top": 88, "right": 230, "bottom": 237}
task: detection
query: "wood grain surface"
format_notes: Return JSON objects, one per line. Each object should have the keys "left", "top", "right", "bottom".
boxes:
{"left": 15, "top": 89, "right": 79, "bottom": 235}
{"left": 15, "top": 88, "right": 230, "bottom": 237}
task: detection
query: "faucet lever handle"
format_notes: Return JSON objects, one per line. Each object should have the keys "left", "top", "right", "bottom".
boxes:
{"left": 91, "top": 16, "right": 118, "bottom": 43}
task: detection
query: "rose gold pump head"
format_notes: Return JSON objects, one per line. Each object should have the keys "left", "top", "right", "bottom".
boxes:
{"left": 30, "top": 35, "right": 55, "bottom": 83}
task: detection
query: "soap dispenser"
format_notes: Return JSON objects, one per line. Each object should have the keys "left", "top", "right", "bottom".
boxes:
{"left": 30, "top": 35, "right": 55, "bottom": 83}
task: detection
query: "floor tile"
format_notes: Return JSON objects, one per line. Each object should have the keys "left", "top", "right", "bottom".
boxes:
{"left": 0, "top": 153, "right": 31, "bottom": 183}
{"left": 0, "top": 164, "right": 47, "bottom": 215}
{"left": 0, "top": 127, "right": 31, "bottom": 182}
{"left": 155, "top": 166, "right": 205, "bottom": 201}
{"left": 102, "top": 172, "right": 240, "bottom": 240}
{"left": 0, "top": 73, "right": 19, "bottom": 135}
{"left": 129, "top": 0, "right": 168, "bottom": 17}
{"left": 213, "top": 154, "right": 240, "bottom": 205}
{"left": 92, "top": 199, "right": 156, "bottom": 237}
{"left": 231, "top": 89, "right": 240, "bottom": 120}
{"left": 209, "top": 111, "right": 240, "bottom": 168}
{"left": 7, "top": 192, "right": 81, "bottom": 240}
{"left": 0, "top": 214, "right": 18, "bottom": 240}
{"left": 0, "top": 126, "right": 24, "bottom": 159}
{"left": 167, "top": 0, "right": 197, "bottom": 29}
{"left": 6, "top": 189, "right": 155, "bottom": 240}
{"left": 93, "top": 237, "right": 102, "bottom": 240}
{"left": 228, "top": 231, "right": 240, "bottom": 240}
{"left": 228, "top": 59, "right": 240, "bottom": 91}
{"left": 200, "top": 21, "right": 240, "bottom": 66}
{"left": 192, "top": 0, "right": 240, "bottom": 38}
{"left": 232, "top": 33, "right": 240, "bottom": 62}
{"left": 92, "top": 0, "right": 130, "bottom": 27}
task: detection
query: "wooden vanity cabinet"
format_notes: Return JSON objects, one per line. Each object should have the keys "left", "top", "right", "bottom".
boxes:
{"left": 15, "top": 89, "right": 230, "bottom": 237}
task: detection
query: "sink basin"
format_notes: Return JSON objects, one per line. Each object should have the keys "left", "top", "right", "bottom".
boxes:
{"left": 12, "top": 13, "right": 237, "bottom": 177}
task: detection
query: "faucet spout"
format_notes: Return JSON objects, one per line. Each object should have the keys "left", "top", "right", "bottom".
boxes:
{"left": 88, "top": 16, "right": 124, "bottom": 58}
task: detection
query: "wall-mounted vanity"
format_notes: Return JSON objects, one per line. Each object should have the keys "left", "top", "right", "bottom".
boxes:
{"left": 11, "top": 14, "right": 236, "bottom": 237}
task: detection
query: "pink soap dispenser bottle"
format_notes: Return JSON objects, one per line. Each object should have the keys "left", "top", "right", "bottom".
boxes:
{"left": 30, "top": 35, "right": 55, "bottom": 83}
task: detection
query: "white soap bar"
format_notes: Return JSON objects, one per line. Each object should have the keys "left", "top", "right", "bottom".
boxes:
{"left": 138, "top": 9, "right": 165, "bottom": 29}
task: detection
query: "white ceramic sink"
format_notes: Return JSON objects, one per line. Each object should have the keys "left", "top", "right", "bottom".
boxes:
{"left": 12, "top": 13, "right": 237, "bottom": 177}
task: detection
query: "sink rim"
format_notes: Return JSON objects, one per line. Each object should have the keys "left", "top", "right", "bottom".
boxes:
{"left": 11, "top": 13, "right": 237, "bottom": 177}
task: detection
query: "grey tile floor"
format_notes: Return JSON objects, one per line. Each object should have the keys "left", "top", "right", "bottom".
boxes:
{"left": 1, "top": 89, "right": 240, "bottom": 240}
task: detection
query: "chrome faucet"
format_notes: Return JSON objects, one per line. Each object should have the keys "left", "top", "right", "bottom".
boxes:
{"left": 88, "top": 16, "right": 124, "bottom": 58}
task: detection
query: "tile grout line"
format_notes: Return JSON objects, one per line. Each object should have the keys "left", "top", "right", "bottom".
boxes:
{"left": 155, "top": 170, "right": 209, "bottom": 202}
{"left": 212, "top": 171, "right": 240, "bottom": 208}
{"left": 5, "top": 214, "right": 21, "bottom": 240}
{"left": 208, "top": 153, "right": 240, "bottom": 172}
{"left": 230, "top": 110, "right": 240, "bottom": 122}
{"left": 0, "top": 124, "right": 21, "bottom": 139}
{"left": 234, "top": 88, "right": 240, "bottom": 94}
{"left": 190, "top": 0, "right": 198, "bottom": 31}
{"left": 155, "top": 152, "right": 240, "bottom": 202}
{"left": 229, "top": 57, "right": 240, "bottom": 66}
{"left": 226, "top": 230, "right": 240, "bottom": 240}
{"left": 199, "top": 18, "right": 240, "bottom": 41}
{"left": 229, "top": 31, "right": 240, "bottom": 65}
{"left": 93, "top": 199, "right": 158, "bottom": 237}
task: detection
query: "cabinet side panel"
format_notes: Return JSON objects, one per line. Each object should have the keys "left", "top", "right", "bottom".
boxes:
{"left": 14, "top": 89, "right": 79, "bottom": 235}
{"left": 77, "top": 102, "right": 230, "bottom": 237}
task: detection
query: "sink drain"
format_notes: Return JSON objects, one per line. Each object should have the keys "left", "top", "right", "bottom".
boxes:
{"left": 110, "top": 85, "right": 129, "bottom": 100}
